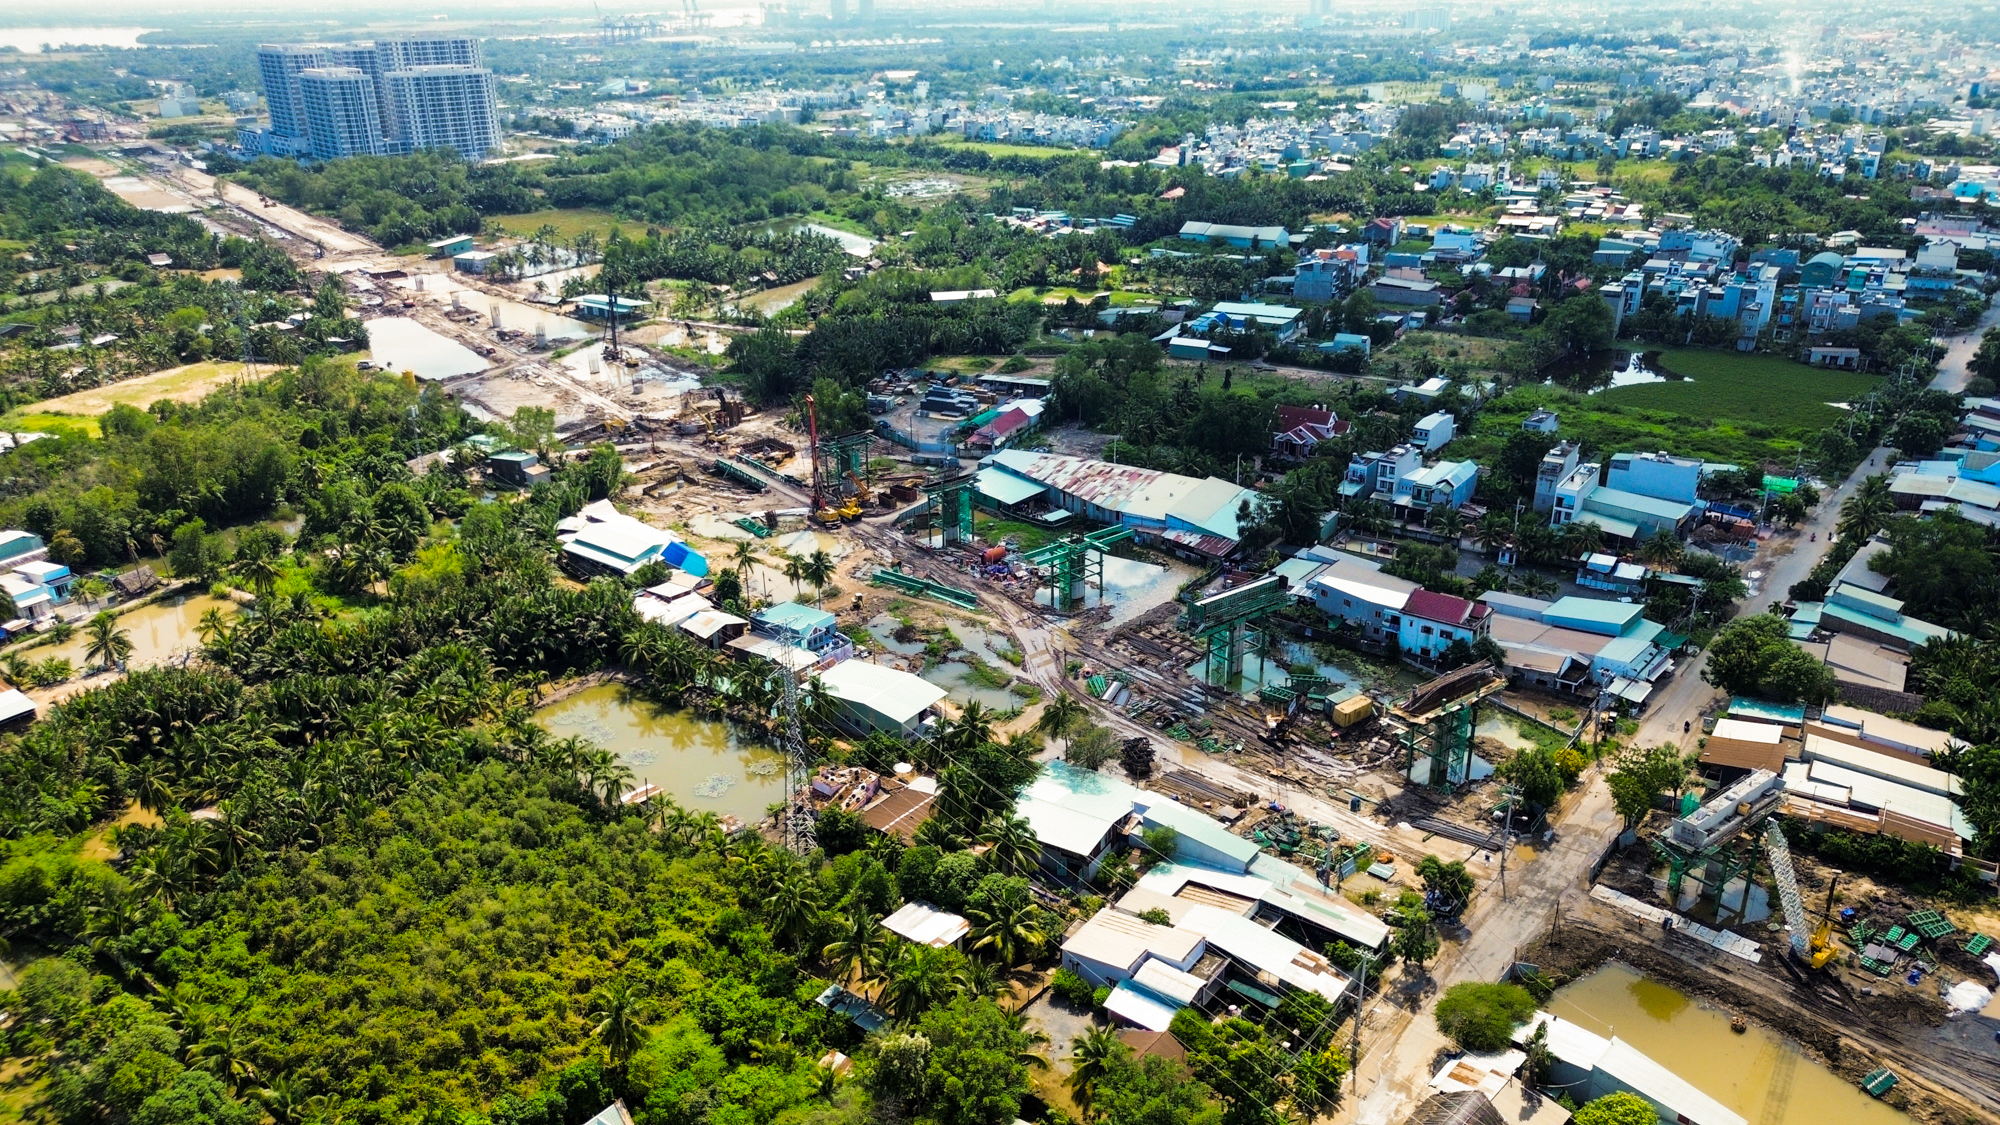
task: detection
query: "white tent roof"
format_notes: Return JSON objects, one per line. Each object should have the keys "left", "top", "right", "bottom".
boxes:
{"left": 880, "top": 901, "right": 969, "bottom": 947}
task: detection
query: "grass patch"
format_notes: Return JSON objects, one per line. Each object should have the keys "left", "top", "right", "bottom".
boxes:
{"left": 932, "top": 139, "right": 1080, "bottom": 159}
{"left": 975, "top": 516, "right": 1069, "bottom": 552}
{"left": 491, "top": 208, "right": 650, "bottom": 242}
{"left": 1600, "top": 348, "right": 1879, "bottom": 432}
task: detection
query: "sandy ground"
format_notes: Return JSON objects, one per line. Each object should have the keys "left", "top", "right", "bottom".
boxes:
{"left": 211, "top": 177, "right": 374, "bottom": 254}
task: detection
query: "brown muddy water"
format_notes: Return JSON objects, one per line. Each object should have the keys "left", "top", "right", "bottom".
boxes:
{"left": 533, "top": 684, "right": 787, "bottom": 822}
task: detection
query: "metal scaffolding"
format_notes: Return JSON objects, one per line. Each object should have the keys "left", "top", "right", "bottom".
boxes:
{"left": 1023, "top": 525, "right": 1133, "bottom": 611}
{"left": 1388, "top": 663, "right": 1506, "bottom": 791}
{"left": 1180, "top": 576, "right": 1294, "bottom": 689}
{"left": 921, "top": 471, "right": 979, "bottom": 546}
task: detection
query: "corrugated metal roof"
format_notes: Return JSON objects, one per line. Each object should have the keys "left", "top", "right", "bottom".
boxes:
{"left": 1803, "top": 734, "right": 1960, "bottom": 796}
{"left": 1543, "top": 596, "right": 1643, "bottom": 635}
{"left": 974, "top": 467, "right": 1047, "bottom": 506}
{"left": 1061, "top": 908, "right": 1204, "bottom": 975}
{"left": 881, "top": 901, "right": 970, "bottom": 947}
{"left": 820, "top": 660, "right": 948, "bottom": 726}
{"left": 1104, "top": 980, "right": 1183, "bottom": 1031}
{"left": 1177, "top": 903, "right": 1348, "bottom": 1003}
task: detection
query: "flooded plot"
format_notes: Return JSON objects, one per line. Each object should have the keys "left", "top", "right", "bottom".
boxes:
{"left": 1189, "top": 638, "right": 1414, "bottom": 700}
{"left": 1543, "top": 349, "right": 1685, "bottom": 394}
{"left": 47, "top": 593, "right": 234, "bottom": 671}
{"left": 367, "top": 318, "right": 489, "bottom": 381}
{"left": 922, "top": 661, "right": 1020, "bottom": 711}
{"left": 1549, "top": 963, "right": 1905, "bottom": 1125}
{"left": 1033, "top": 554, "right": 1189, "bottom": 627}
{"left": 534, "top": 684, "right": 787, "bottom": 822}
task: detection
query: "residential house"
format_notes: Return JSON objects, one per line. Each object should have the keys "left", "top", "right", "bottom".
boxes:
{"left": 752, "top": 602, "right": 851, "bottom": 662}
{"left": 1606, "top": 451, "right": 1702, "bottom": 506}
{"left": 1389, "top": 459, "right": 1479, "bottom": 521}
{"left": 558, "top": 499, "right": 709, "bottom": 580}
{"left": 1549, "top": 462, "right": 1697, "bottom": 542}
{"left": 1303, "top": 556, "right": 1419, "bottom": 647}
{"left": 1399, "top": 588, "right": 1492, "bottom": 661}
{"left": 1411, "top": 411, "right": 1456, "bottom": 452}
{"left": 1272, "top": 404, "right": 1346, "bottom": 461}
{"left": 1341, "top": 445, "right": 1422, "bottom": 503}
{"left": 1370, "top": 276, "right": 1443, "bottom": 307}
{"left": 1533, "top": 441, "right": 1581, "bottom": 514}
{"left": 1478, "top": 592, "right": 1675, "bottom": 704}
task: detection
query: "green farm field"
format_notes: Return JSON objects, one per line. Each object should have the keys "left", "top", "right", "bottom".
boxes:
{"left": 1599, "top": 349, "right": 1879, "bottom": 432}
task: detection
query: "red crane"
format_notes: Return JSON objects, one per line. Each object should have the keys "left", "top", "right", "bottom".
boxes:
{"left": 803, "top": 392, "right": 824, "bottom": 512}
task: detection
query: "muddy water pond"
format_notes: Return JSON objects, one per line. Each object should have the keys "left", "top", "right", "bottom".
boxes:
{"left": 534, "top": 684, "right": 787, "bottom": 822}
{"left": 1542, "top": 349, "right": 1686, "bottom": 394}
{"left": 45, "top": 593, "right": 234, "bottom": 671}
{"left": 1033, "top": 554, "right": 1191, "bottom": 628}
{"left": 1548, "top": 963, "right": 1905, "bottom": 1125}
{"left": 367, "top": 317, "right": 489, "bottom": 381}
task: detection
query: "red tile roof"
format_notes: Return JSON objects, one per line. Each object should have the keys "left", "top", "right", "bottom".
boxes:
{"left": 1405, "top": 588, "right": 1477, "bottom": 626}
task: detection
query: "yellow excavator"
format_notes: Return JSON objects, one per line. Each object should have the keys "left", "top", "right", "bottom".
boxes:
{"left": 1805, "top": 875, "right": 1841, "bottom": 970}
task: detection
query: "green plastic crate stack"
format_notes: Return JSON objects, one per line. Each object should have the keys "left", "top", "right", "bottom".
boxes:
{"left": 1967, "top": 933, "right": 1993, "bottom": 956}
{"left": 1087, "top": 675, "right": 1108, "bottom": 697}
{"left": 1896, "top": 931, "right": 1922, "bottom": 952}
{"left": 1859, "top": 955, "right": 1895, "bottom": 976}
{"left": 1907, "top": 910, "right": 1955, "bottom": 940}
{"left": 1166, "top": 723, "right": 1192, "bottom": 740}
{"left": 1849, "top": 921, "right": 1875, "bottom": 946}
{"left": 1861, "top": 1068, "right": 1898, "bottom": 1097}
{"left": 1883, "top": 925, "right": 1906, "bottom": 945}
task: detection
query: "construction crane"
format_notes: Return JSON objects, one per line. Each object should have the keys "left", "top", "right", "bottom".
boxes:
{"left": 803, "top": 394, "right": 845, "bottom": 527}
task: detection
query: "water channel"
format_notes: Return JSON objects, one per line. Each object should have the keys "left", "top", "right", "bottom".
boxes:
{"left": 1548, "top": 963, "right": 1905, "bottom": 1125}
{"left": 42, "top": 593, "right": 235, "bottom": 672}
{"left": 1542, "top": 349, "right": 1686, "bottom": 394}
{"left": 366, "top": 317, "right": 489, "bottom": 381}
{"left": 534, "top": 683, "right": 787, "bottom": 821}
{"left": 760, "top": 220, "right": 879, "bottom": 257}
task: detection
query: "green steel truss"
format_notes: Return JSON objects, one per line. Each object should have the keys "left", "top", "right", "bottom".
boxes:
{"left": 1023, "top": 525, "right": 1134, "bottom": 610}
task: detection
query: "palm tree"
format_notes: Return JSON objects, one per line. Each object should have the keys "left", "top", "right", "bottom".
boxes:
{"left": 802, "top": 549, "right": 837, "bottom": 606}
{"left": 911, "top": 815, "right": 960, "bottom": 852}
{"left": 822, "top": 900, "right": 882, "bottom": 985}
{"left": 1475, "top": 510, "right": 1515, "bottom": 557}
{"left": 732, "top": 538, "right": 761, "bottom": 597}
{"left": 195, "top": 607, "right": 230, "bottom": 645}
{"left": 965, "top": 880, "right": 1046, "bottom": 967}
{"left": 588, "top": 978, "right": 648, "bottom": 1072}
{"left": 189, "top": 1023, "right": 259, "bottom": 1091}
{"left": 1509, "top": 571, "right": 1560, "bottom": 599}
{"left": 764, "top": 867, "right": 823, "bottom": 949}
{"left": 1639, "top": 528, "right": 1682, "bottom": 569}
{"left": 941, "top": 699, "right": 999, "bottom": 758}
{"left": 880, "top": 943, "right": 959, "bottom": 1022}
{"left": 1840, "top": 474, "right": 1894, "bottom": 541}
{"left": 781, "top": 552, "right": 807, "bottom": 599}
{"left": 1067, "top": 1026, "right": 1126, "bottom": 1120}
{"left": 977, "top": 812, "right": 1042, "bottom": 877}
{"left": 1432, "top": 506, "right": 1467, "bottom": 546}
{"left": 1557, "top": 519, "right": 1603, "bottom": 560}
{"left": 1036, "top": 692, "right": 1085, "bottom": 756}
{"left": 254, "top": 1073, "right": 320, "bottom": 1125}
{"left": 72, "top": 576, "right": 109, "bottom": 610}
{"left": 83, "top": 611, "right": 134, "bottom": 673}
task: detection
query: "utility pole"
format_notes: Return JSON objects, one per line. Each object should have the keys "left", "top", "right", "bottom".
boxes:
{"left": 1499, "top": 785, "right": 1518, "bottom": 901}
{"left": 1348, "top": 949, "right": 1373, "bottom": 1092}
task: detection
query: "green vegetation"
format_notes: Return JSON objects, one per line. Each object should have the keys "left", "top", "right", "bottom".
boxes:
{"left": 1702, "top": 615, "right": 1838, "bottom": 705}
{"left": 490, "top": 207, "right": 650, "bottom": 243}
{"left": 1600, "top": 350, "right": 1880, "bottom": 432}
{"left": 1432, "top": 982, "right": 1538, "bottom": 1052}
{"left": 1574, "top": 1091, "right": 1665, "bottom": 1125}
{"left": 0, "top": 166, "right": 350, "bottom": 411}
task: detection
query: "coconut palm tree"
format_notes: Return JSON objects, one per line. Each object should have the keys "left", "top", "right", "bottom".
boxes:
{"left": 977, "top": 812, "right": 1042, "bottom": 877}
{"left": 940, "top": 699, "right": 999, "bottom": 758}
{"left": 588, "top": 978, "right": 648, "bottom": 1072}
{"left": 1510, "top": 571, "right": 1560, "bottom": 599}
{"left": 1431, "top": 505, "right": 1467, "bottom": 547}
{"left": 732, "top": 538, "right": 761, "bottom": 597}
{"left": 822, "top": 900, "right": 885, "bottom": 986}
{"left": 1067, "top": 1026, "right": 1126, "bottom": 1119}
{"left": 195, "top": 607, "right": 230, "bottom": 645}
{"left": 71, "top": 576, "right": 109, "bottom": 610}
{"left": 764, "top": 866, "right": 823, "bottom": 950}
{"left": 1475, "top": 510, "right": 1516, "bottom": 557}
{"left": 781, "top": 552, "right": 807, "bottom": 599}
{"left": 1557, "top": 519, "right": 1603, "bottom": 560}
{"left": 83, "top": 611, "right": 134, "bottom": 673}
{"left": 880, "top": 943, "right": 959, "bottom": 1022}
{"left": 1036, "top": 691, "right": 1085, "bottom": 757}
{"left": 802, "top": 549, "right": 837, "bottom": 606}
{"left": 1840, "top": 474, "right": 1894, "bottom": 541}
{"left": 1639, "top": 529, "right": 1682, "bottom": 569}
{"left": 965, "top": 879, "right": 1046, "bottom": 966}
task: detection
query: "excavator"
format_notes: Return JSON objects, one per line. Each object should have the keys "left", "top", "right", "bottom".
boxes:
{"left": 1804, "top": 875, "right": 1841, "bottom": 970}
